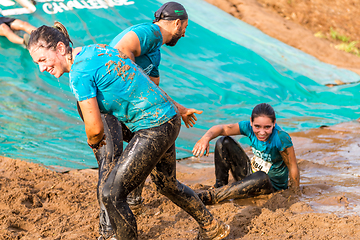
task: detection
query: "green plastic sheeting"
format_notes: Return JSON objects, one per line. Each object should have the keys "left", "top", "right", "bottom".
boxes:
{"left": 1, "top": 0, "right": 360, "bottom": 170}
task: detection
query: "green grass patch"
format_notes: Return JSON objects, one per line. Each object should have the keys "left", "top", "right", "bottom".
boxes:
{"left": 314, "top": 28, "right": 360, "bottom": 57}
{"left": 335, "top": 41, "right": 360, "bottom": 56}
{"left": 330, "top": 27, "right": 350, "bottom": 42}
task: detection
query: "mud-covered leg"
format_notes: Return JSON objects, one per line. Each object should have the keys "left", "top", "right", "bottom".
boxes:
{"left": 77, "top": 102, "right": 122, "bottom": 239}
{"left": 151, "top": 144, "right": 230, "bottom": 239}
{"left": 101, "top": 115, "right": 181, "bottom": 240}
{"left": 214, "top": 136, "right": 252, "bottom": 187}
{"left": 95, "top": 114, "right": 123, "bottom": 239}
{"left": 198, "top": 171, "right": 274, "bottom": 204}
{"left": 119, "top": 122, "right": 144, "bottom": 208}
{"left": 151, "top": 144, "right": 214, "bottom": 226}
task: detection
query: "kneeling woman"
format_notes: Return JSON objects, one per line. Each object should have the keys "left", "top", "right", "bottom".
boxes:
{"left": 192, "top": 103, "right": 300, "bottom": 204}
{"left": 27, "top": 22, "right": 229, "bottom": 240}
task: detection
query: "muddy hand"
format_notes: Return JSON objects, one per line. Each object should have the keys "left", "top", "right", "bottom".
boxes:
{"left": 181, "top": 108, "right": 203, "bottom": 128}
{"left": 192, "top": 138, "right": 209, "bottom": 157}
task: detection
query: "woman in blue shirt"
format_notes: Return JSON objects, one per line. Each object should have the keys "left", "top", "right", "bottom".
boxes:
{"left": 192, "top": 103, "right": 300, "bottom": 204}
{"left": 26, "top": 22, "right": 229, "bottom": 240}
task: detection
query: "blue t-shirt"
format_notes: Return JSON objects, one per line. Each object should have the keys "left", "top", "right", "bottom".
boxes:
{"left": 69, "top": 44, "right": 177, "bottom": 132}
{"left": 110, "top": 23, "right": 162, "bottom": 78}
{"left": 239, "top": 121, "right": 293, "bottom": 190}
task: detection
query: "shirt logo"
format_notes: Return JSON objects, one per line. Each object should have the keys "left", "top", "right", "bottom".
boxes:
{"left": 252, "top": 147, "right": 272, "bottom": 162}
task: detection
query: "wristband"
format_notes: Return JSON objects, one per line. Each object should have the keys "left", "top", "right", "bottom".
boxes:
{"left": 88, "top": 134, "right": 105, "bottom": 149}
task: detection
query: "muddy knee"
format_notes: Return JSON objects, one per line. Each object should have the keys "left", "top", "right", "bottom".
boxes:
{"left": 101, "top": 185, "right": 112, "bottom": 207}
{"left": 249, "top": 171, "right": 273, "bottom": 190}
{"left": 151, "top": 173, "right": 179, "bottom": 195}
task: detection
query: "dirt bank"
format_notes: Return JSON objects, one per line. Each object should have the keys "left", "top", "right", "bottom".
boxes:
{"left": 204, "top": 0, "right": 360, "bottom": 76}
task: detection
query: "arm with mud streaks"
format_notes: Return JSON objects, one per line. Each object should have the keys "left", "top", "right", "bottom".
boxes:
{"left": 281, "top": 146, "right": 300, "bottom": 191}
{"left": 192, "top": 123, "right": 241, "bottom": 157}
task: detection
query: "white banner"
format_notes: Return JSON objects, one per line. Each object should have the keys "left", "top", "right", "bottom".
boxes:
{"left": 0, "top": 0, "right": 135, "bottom": 16}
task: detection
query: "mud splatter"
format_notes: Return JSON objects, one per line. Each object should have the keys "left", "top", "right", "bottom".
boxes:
{"left": 105, "top": 60, "right": 132, "bottom": 78}
{"left": 96, "top": 44, "right": 108, "bottom": 49}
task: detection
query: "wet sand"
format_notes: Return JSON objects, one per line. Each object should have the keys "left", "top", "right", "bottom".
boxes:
{"left": 1, "top": 121, "right": 360, "bottom": 239}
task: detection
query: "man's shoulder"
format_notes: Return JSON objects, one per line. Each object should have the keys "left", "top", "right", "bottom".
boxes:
{"left": 130, "top": 22, "right": 158, "bottom": 32}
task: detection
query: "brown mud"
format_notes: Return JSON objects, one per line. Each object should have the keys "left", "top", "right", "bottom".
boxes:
{"left": 1, "top": 121, "right": 360, "bottom": 239}
{"left": 204, "top": 0, "right": 360, "bottom": 77}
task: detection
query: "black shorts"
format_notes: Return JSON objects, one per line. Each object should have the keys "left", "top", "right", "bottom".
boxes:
{"left": 0, "top": 17, "right": 16, "bottom": 27}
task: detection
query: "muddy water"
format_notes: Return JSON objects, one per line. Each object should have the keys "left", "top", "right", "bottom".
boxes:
{"left": 177, "top": 121, "right": 360, "bottom": 216}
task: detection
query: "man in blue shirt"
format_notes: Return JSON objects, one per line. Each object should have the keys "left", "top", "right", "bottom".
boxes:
{"left": 0, "top": 13, "right": 36, "bottom": 46}
{"left": 110, "top": 1, "right": 201, "bottom": 128}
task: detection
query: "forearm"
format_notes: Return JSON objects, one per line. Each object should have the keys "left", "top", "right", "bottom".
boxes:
{"left": 157, "top": 86, "right": 181, "bottom": 111}
{"left": 149, "top": 76, "right": 160, "bottom": 86}
{"left": 201, "top": 126, "right": 225, "bottom": 142}
{"left": 79, "top": 98, "right": 104, "bottom": 145}
{"left": 174, "top": 101, "right": 186, "bottom": 113}
{"left": 289, "top": 166, "right": 300, "bottom": 188}
{"left": 281, "top": 146, "right": 300, "bottom": 188}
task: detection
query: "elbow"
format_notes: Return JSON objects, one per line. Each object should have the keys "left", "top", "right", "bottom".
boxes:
{"left": 86, "top": 125, "right": 104, "bottom": 142}
{"left": 92, "top": 129, "right": 104, "bottom": 139}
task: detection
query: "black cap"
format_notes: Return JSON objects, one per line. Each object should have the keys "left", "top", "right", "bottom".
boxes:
{"left": 153, "top": 2, "right": 188, "bottom": 23}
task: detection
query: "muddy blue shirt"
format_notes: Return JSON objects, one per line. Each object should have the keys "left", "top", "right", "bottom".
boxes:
{"left": 109, "top": 23, "right": 162, "bottom": 78}
{"left": 239, "top": 121, "right": 293, "bottom": 190}
{"left": 69, "top": 44, "right": 176, "bottom": 132}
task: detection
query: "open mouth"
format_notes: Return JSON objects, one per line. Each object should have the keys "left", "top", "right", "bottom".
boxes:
{"left": 258, "top": 135, "right": 267, "bottom": 140}
{"left": 48, "top": 68, "right": 54, "bottom": 75}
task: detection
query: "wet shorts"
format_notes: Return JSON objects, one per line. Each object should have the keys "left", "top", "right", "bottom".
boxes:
{"left": 0, "top": 17, "right": 16, "bottom": 27}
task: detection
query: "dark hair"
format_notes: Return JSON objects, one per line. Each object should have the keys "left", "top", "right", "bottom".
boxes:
{"left": 251, "top": 103, "right": 276, "bottom": 123}
{"left": 27, "top": 21, "right": 73, "bottom": 56}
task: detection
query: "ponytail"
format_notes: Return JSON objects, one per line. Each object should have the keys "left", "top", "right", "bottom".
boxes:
{"left": 27, "top": 21, "right": 73, "bottom": 56}
{"left": 53, "top": 21, "right": 73, "bottom": 46}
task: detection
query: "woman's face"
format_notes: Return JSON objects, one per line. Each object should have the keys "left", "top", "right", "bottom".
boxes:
{"left": 29, "top": 42, "right": 69, "bottom": 78}
{"left": 250, "top": 115, "right": 275, "bottom": 142}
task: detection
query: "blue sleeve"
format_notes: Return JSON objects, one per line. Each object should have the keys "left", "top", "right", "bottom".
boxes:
{"left": 69, "top": 65, "right": 97, "bottom": 102}
{"left": 277, "top": 130, "right": 293, "bottom": 151}
{"left": 133, "top": 27, "right": 162, "bottom": 56}
{"left": 238, "top": 121, "right": 251, "bottom": 137}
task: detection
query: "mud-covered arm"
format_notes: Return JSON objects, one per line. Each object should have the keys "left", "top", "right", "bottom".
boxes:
{"left": 78, "top": 97, "right": 105, "bottom": 147}
{"left": 192, "top": 123, "right": 240, "bottom": 157}
{"left": 280, "top": 146, "right": 300, "bottom": 190}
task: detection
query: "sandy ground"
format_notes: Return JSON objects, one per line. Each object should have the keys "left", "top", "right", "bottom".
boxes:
{"left": 2, "top": 1, "right": 360, "bottom": 239}
{"left": 2, "top": 121, "right": 360, "bottom": 239}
